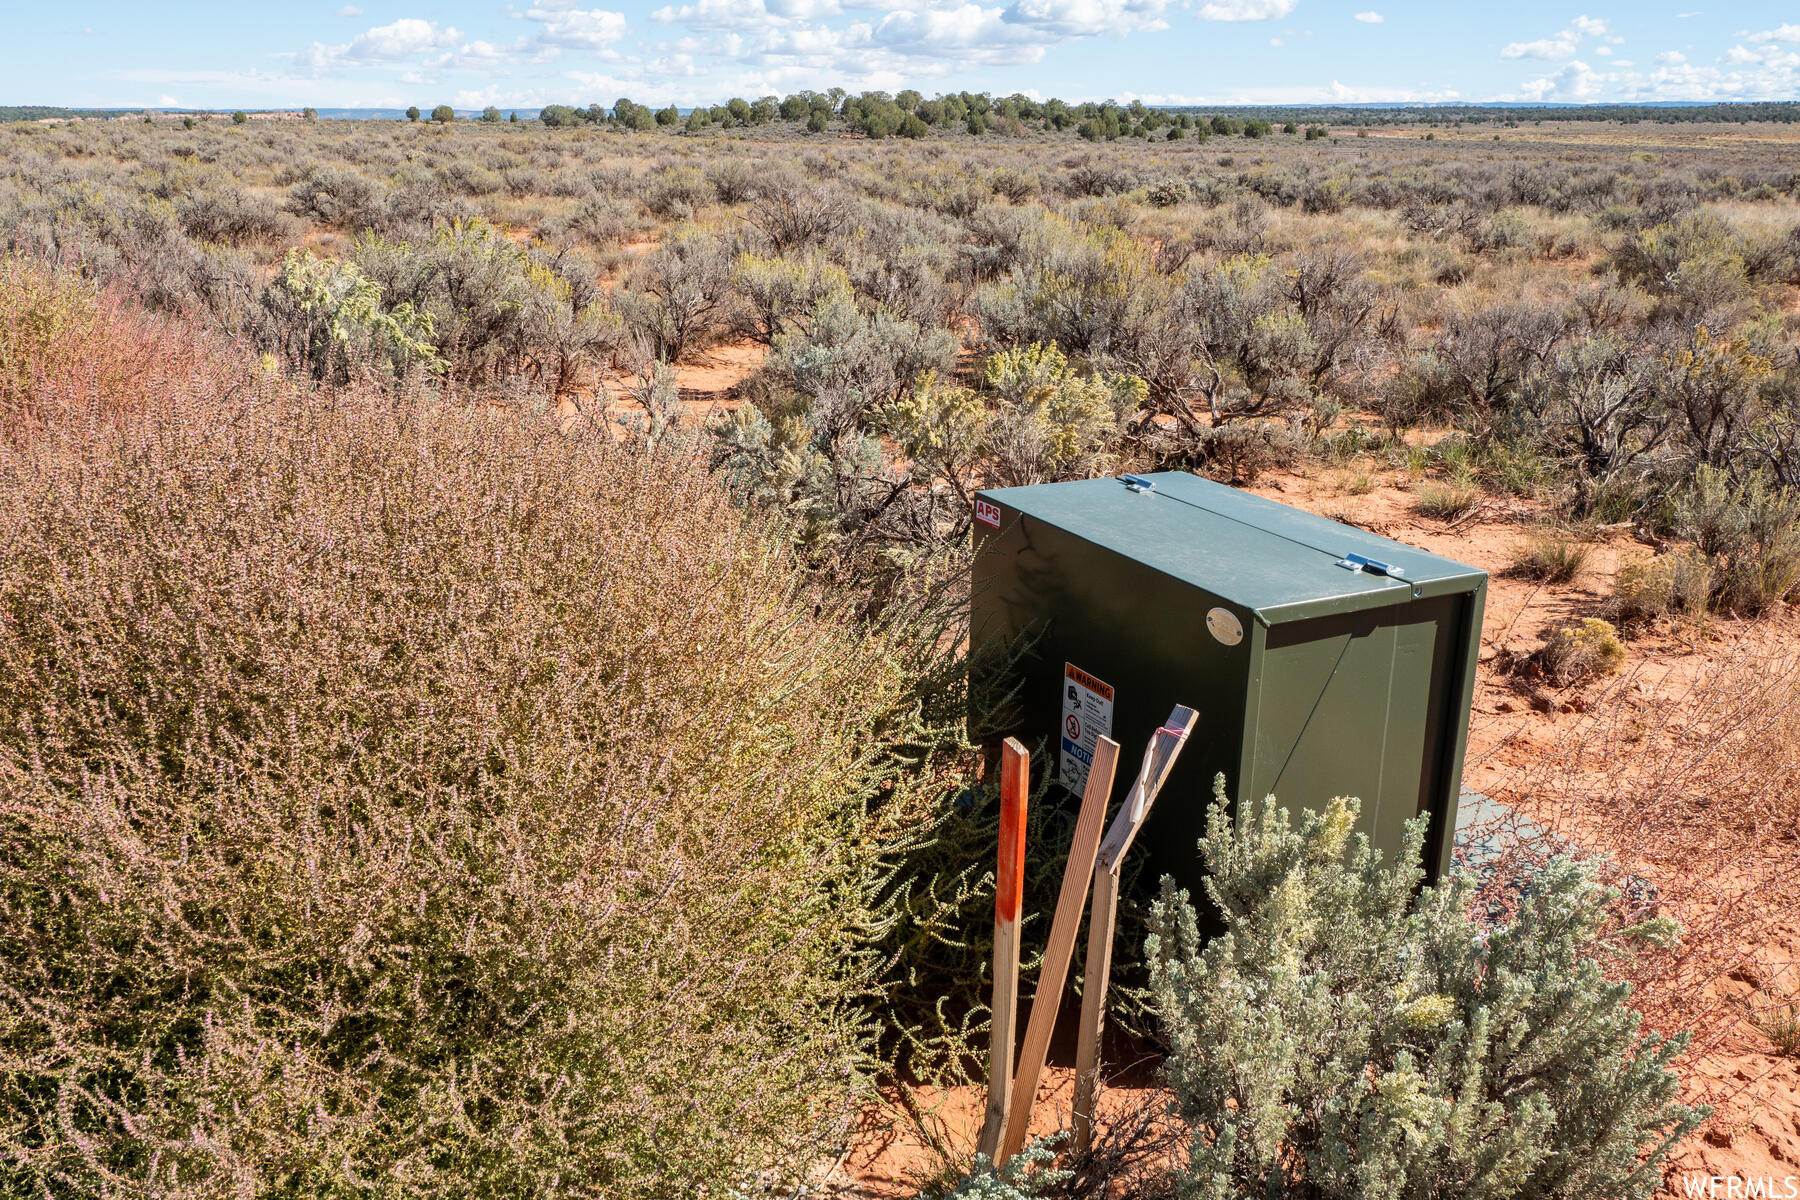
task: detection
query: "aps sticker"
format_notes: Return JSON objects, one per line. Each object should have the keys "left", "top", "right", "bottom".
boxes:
{"left": 1059, "top": 662, "right": 1115, "bottom": 794}
{"left": 974, "top": 497, "right": 1002, "bottom": 528}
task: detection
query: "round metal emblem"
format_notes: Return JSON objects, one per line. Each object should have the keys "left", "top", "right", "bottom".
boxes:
{"left": 1206, "top": 607, "right": 1244, "bottom": 647}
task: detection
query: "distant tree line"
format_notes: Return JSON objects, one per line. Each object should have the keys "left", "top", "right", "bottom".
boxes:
{"left": 521, "top": 91, "right": 1341, "bottom": 140}
{"left": 425, "top": 94, "right": 1800, "bottom": 137}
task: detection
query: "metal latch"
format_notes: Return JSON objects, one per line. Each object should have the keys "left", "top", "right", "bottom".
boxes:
{"left": 1119, "top": 474, "right": 1156, "bottom": 493}
{"left": 1336, "top": 552, "right": 1406, "bottom": 578}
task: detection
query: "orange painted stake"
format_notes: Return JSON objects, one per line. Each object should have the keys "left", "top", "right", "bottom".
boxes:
{"left": 978, "top": 738, "right": 1030, "bottom": 1159}
{"left": 999, "top": 735, "right": 1121, "bottom": 1165}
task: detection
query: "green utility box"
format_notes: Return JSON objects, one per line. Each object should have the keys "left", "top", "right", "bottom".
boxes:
{"left": 971, "top": 471, "right": 1486, "bottom": 891}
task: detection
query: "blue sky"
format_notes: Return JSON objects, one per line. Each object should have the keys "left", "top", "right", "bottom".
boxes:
{"left": 7, "top": 2, "right": 1799, "bottom": 111}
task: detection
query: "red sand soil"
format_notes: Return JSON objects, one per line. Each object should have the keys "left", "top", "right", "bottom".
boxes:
{"left": 840, "top": 454, "right": 1800, "bottom": 1197}
{"left": 553, "top": 338, "right": 765, "bottom": 431}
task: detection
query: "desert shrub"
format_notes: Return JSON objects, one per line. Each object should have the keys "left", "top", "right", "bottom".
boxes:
{"left": 1609, "top": 213, "right": 1751, "bottom": 321}
{"left": 972, "top": 217, "right": 1171, "bottom": 366}
{"left": 0, "top": 255, "right": 233, "bottom": 433}
{"left": 1146, "top": 782, "right": 1706, "bottom": 1200}
{"left": 1414, "top": 475, "right": 1480, "bottom": 521}
{"left": 759, "top": 291, "right": 958, "bottom": 425}
{"left": 645, "top": 166, "right": 711, "bottom": 218}
{"left": 176, "top": 187, "right": 293, "bottom": 245}
{"left": 554, "top": 193, "right": 640, "bottom": 246}
{"left": 1753, "top": 1000, "right": 1800, "bottom": 1059}
{"left": 1541, "top": 616, "right": 1628, "bottom": 684}
{"left": 1612, "top": 550, "right": 1714, "bottom": 626}
{"left": 0, "top": 363, "right": 965, "bottom": 1197}
{"left": 1300, "top": 176, "right": 1349, "bottom": 214}
{"left": 1144, "top": 178, "right": 1188, "bottom": 208}
{"left": 1674, "top": 466, "right": 1800, "bottom": 615}
{"left": 500, "top": 165, "right": 545, "bottom": 198}
{"left": 1182, "top": 418, "right": 1297, "bottom": 482}
{"left": 713, "top": 297, "right": 958, "bottom": 575}
{"left": 838, "top": 213, "right": 960, "bottom": 327}
{"left": 1513, "top": 526, "right": 1592, "bottom": 582}
{"left": 1177, "top": 253, "right": 1319, "bottom": 421}
{"left": 882, "top": 343, "right": 1141, "bottom": 497}
{"left": 988, "top": 165, "right": 1041, "bottom": 203}
{"left": 920, "top": 1139, "right": 1071, "bottom": 1200}
{"left": 286, "top": 166, "right": 384, "bottom": 229}
{"left": 1464, "top": 206, "right": 1530, "bottom": 254}
{"left": 706, "top": 157, "right": 759, "bottom": 204}
{"left": 1528, "top": 335, "right": 1667, "bottom": 516}
{"left": 747, "top": 175, "right": 853, "bottom": 253}
{"left": 1654, "top": 324, "right": 1778, "bottom": 471}
{"left": 438, "top": 159, "right": 501, "bottom": 197}
{"left": 351, "top": 220, "right": 583, "bottom": 382}
{"left": 908, "top": 165, "right": 988, "bottom": 219}
{"left": 1286, "top": 247, "right": 1381, "bottom": 392}
{"left": 732, "top": 248, "right": 853, "bottom": 344}
{"left": 616, "top": 223, "right": 736, "bottom": 362}
{"left": 260, "top": 246, "right": 442, "bottom": 382}
{"left": 379, "top": 174, "right": 477, "bottom": 237}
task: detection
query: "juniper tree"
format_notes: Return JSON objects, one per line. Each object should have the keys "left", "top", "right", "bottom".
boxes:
{"left": 1146, "top": 779, "right": 1705, "bottom": 1200}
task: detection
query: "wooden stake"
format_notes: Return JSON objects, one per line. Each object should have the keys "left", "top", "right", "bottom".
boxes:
{"left": 998, "top": 735, "right": 1121, "bottom": 1165}
{"left": 1072, "top": 706, "right": 1199, "bottom": 1156}
{"left": 978, "top": 738, "right": 1030, "bottom": 1160}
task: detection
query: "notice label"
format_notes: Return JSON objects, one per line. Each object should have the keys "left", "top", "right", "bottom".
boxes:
{"left": 974, "top": 497, "right": 1002, "bottom": 528}
{"left": 1059, "top": 662, "right": 1115, "bottom": 793}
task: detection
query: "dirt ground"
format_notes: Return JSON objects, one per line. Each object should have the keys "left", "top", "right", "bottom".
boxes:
{"left": 838, "top": 454, "right": 1800, "bottom": 1197}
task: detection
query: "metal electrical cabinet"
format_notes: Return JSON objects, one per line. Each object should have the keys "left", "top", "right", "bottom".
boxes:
{"left": 970, "top": 471, "right": 1486, "bottom": 892}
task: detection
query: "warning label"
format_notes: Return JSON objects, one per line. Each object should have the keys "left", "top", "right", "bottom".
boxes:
{"left": 1058, "top": 662, "right": 1115, "bottom": 793}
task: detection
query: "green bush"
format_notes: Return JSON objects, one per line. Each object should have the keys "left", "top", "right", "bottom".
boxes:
{"left": 1613, "top": 550, "right": 1713, "bottom": 626}
{"left": 1414, "top": 476, "right": 1481, "bottom": 521}
{"left": 1147, "top": 780, "right": 1707, "bottom": 1200}
{"left": 259, "top": 246, "right": 443, "bottom": 381}
{"left": 921, "top": 1139, "right": 1071, "bottom": 1199}
{"left": 1675, "top": 466, "right": 1800, "bottom": 615}
{"left": 1512, "top": 526, "right": 1591, "bottom": 583}
{"left": 0, "top": 368, "right": 963, "bottom": 1196}
{"left": 1540, "top": 616, "right": 1628, "bottom": 684}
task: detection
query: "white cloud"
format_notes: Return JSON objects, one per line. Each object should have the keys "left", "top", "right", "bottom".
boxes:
{"left": 1196, "top": 0, "right": 1295, "bottom": 22}
{"left": 1126, "top": 79, "right": 1459, "bottom": 105}
{"left": 335, "top": 4, "right": 363, "bottom": 15}
{"left": 301, "top": 17, "right": 465, "bottom": 74}
{"left": 1516, "top": 58, "right": 1604, "bottom": 99}
{"left": 156, "top": 94, "right": 180, "bottom": 106}
{"left": 1502, "top": 35, "right": 1800, "bottom": 103}
{"left": 1501, "top": 14, "right": 1605, "bottom": 60}
{"left": 651, "top": 0, "right": 841, "bottom": 27}
{"left": 1353, "top": 11, "right": 1383, "bottom": 23}
{"left": 1748, "top": 24, "right": 1800, "bottom": 43}
{"left": 526, "top": 5, "right": 629, "bottom": 50}
{"left": 1002, "top": 0, "right": 1173, "bottom": 38}
{"left": 1501, "top": 33, "right": 1577, "bottom": 59}
{"left": 1593, "top": 44, "right": 1610, "bottom": 55}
